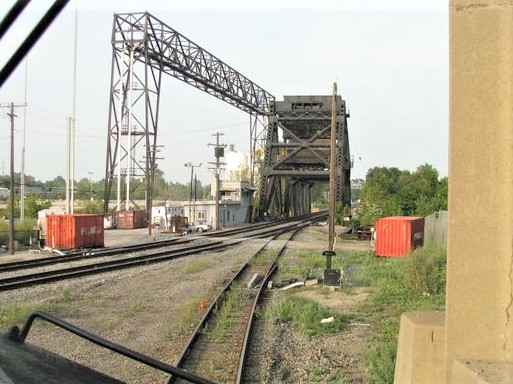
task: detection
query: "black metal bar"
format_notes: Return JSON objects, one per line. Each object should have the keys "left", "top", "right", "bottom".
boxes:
{"left": 0, "top": 0, "right": 30, "bottom": 40}
{"left": 10, "top": 311, "right": 216, "bottom": 384}
{"left": 0, "top": 0, "right": 70, "bottom": 88}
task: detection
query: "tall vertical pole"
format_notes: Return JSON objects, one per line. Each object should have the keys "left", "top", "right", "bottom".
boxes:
{"left": 214, "top": 133, "right": 224, "bottom": 230}
{"left": 194, "top": 173, "right": 197, "bottom": 222}
{"left": 116, "top": 48, "right": 125, "bottom": 212}
{"left": 189, "top": 166, "right": 193, "bottom": 206}
{"left": 70, "top": 2, "right": 78, "bottom": 214}
{"left": 208, "top": 132, "right": 225, "bottom": 230}
{"left": 125, "top": 45, "right": 135, "bottom": 211}
{"left": 20, "top": 59, "right": 28, "bottom": 221}
{"left": 8, "top": 103, "right": 15, "bottom": 255}
{"left": 328, "top": 82, "right": 338, "bottom": 255}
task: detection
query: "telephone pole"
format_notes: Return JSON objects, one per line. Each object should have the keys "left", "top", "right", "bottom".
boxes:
{"left": 208, "top": 132, "right": 226, "bottom": 230}
{"left": 2, "top": 102, "right": 26, "bottom": 255}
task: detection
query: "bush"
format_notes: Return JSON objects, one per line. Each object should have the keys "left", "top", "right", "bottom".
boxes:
{"left": 15, "top": 219, "right": 38, "bottom": 246}
{"left": 401, "top": 247, "right": 446, "bottom": 295}
{"left": 357, "top": 248, "right": 446, "bottom": 384}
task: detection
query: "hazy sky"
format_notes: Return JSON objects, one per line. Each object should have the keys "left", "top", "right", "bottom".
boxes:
{"left": 0, "top": 0, "right": 448, "bottom": 185}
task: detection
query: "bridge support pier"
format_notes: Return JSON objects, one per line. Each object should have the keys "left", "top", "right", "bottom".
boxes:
{"left": 394, "top": 1, "right": 513, "bottom": 383}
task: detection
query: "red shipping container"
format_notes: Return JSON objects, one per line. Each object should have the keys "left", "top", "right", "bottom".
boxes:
{"left": 116, "top": 210, "right": 147, "bottom": 229}
{"left": 374, "top": 216, "right": 424, "bottom": 257}
{"left": 46, "top": 214, "right": 104, "bottom": 250}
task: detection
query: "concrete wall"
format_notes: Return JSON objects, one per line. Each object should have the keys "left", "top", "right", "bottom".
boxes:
{"left": 394, "top": 2, "right": 513, "bottom": 382}
{"left": 446, "top": 1, "right": 513, "bottom": 379}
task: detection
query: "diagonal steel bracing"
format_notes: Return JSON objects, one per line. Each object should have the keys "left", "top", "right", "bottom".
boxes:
{"left": 257, "top": 95, "right": 352, "bottom": 219}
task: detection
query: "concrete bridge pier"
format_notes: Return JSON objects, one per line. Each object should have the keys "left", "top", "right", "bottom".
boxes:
{"left": 394, "top": 1, "right": 513, "bottom": 383}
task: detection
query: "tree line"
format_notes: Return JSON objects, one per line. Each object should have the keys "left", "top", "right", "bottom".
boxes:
{"left": 0, "top": 168, "right": 211, "bottom": 219}
{"left": 357, "top": 163, "right": 447, "bottom": 227}
{"left": 0, "top": 163, "right": 447, "bottom": 225}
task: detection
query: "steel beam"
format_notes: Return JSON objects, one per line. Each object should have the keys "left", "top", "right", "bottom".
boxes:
{"left": 257, "top": 95, "right": 351, "bottom": 219}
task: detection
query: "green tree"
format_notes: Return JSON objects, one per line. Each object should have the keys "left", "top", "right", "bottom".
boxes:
{"left": 359, "top": 164, "right": 447, "bottom": 224}
{"left": 25, "top": 193, "right": 51, "bottom": 219}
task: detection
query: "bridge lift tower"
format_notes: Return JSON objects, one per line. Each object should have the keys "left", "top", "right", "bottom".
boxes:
{"left": 103, "top": 12, "right": 351, "bottom": 222}
{"left": 257, "top": 95, "right": 352, "bottom": 219}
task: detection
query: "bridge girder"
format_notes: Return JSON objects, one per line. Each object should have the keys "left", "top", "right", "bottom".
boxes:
{"left": 257, "top": 95, "right": 351, "bottom": 219}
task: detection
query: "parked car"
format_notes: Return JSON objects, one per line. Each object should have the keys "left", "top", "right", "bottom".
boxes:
{"left": 188, "top": 221, "right": 213, "bottom": 233}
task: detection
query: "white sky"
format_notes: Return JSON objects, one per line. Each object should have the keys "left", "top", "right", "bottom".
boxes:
{"left": 0, "top": 0, "right": 448, "bottom": 185}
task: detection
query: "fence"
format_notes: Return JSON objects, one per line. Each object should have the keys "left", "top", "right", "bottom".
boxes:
{"left": 424, "top": 210, "right": 448, "bottom": 250}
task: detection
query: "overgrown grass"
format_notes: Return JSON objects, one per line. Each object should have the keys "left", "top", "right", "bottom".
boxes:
{"left": 163, "top": 295, "right": 203, "bottom": 341}
{"left": 274, "top": 244, "right": 446, "bottom": 384}
{"left": 121, "top": 299, "right": 148, "bottom": 319}
{"left": 268, "top": 295, "right": 350, "bottom": 340}
{"left": 277, "top": 249, "right": 346, "bottom": 280}
{"left": 209, "top": 287, "right": 244, "bottom": 343}
{"left": 180, "top": 259, "right": 212, "bottom": 275}
{"left": 0, "top": 288, "right": 74, "bottom": 330}
{"left": 357, "top": 246, "right": 446, "bottom": 384}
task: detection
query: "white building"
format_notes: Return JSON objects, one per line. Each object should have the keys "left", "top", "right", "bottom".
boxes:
{"left": 183, "top": 179, "right": 254, "bottom": 230}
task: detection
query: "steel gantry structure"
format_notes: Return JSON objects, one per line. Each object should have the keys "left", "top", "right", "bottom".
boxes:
{"left": 104, "top": 12, "right": 351, "bottom": 222}
{"left": 104, "top": 12, "right": 274, "bottom": 216}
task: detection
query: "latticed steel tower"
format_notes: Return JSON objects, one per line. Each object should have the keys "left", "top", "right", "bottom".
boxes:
{"left": 104, "top": 12, "right": 274, "bottom": 220}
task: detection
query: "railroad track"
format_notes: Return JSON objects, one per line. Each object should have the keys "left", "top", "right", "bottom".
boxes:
{"left": 167, "top": 222, "right": 308, "bottom": 384}
{"left": 0, "top": 239, "right": 234, "bottom": 291}
{"left": 0, "top": 213, "right": 326, "bottom": 292}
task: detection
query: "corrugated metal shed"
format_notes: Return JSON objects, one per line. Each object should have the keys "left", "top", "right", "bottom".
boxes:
{"left": 375, "top": 216, "right": 424, "bottom": 257}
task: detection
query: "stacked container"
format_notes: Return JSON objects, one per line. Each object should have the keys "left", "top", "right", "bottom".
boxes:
{"left": 116, "top": 210, "right": 147, "bottom": 229}
{"left": 374, "top": 216, "right": 424, "bottom": 257}
{"left": 46, "top": 214, "right": 104, "bottom": 250}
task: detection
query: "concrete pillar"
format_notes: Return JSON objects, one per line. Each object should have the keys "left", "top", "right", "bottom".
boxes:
{"left": 447, "top": 0, "right": 513, "bottom": 381}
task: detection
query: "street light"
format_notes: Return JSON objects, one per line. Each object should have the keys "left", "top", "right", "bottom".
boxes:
{"left": 184, "top": 162, "right": 201, "bottom": 222}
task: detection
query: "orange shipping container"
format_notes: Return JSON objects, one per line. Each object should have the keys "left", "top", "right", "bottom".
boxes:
{"left": 374, "top": 216, "right": 424, "bottom": 257}
{"left": 46, "top": 214, "right": 104, "bottom": 250}
{"left": 116, "top": 210, "right": 147, "bottom": 229}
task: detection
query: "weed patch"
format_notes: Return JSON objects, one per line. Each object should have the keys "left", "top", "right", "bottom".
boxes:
{"left": 356, "top": 248, "right": 446, "bottom": 384}
{"left": 269, "top": 295, "right": 349, "bottom": 339}
{"left": 181, "top": 259, "right": 212, "bottom": 275}
{"left": 0, "top": 289, "right": 76, "bottom": 330}
{"left": 210, "top": 288, "right": 244, "bottom": 343}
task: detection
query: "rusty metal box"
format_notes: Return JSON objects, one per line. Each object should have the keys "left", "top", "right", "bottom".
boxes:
{"left": 375, "top": 216, "right": 424, "bottom": 257}
{"left": 116, "top": 210, "right": 147, "bottom": 229}
{"left": 46, "top": 214, "right": 104, "bottom": 250}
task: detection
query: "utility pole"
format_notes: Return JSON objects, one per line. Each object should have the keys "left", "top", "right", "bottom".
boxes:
{"left": 208, "top": 132, "right": 226, "bottom": 230}
{"left": 322, "top": 83, "right": 341, "bottom": 286}
{"left": 2, "top": 103, "right": 26, "bottom": 255}
{"left": 184, "top": 162, "right": 201, "bottom": 222}
{"left": 21, "top": 59, "right": 28, "bottom": 221}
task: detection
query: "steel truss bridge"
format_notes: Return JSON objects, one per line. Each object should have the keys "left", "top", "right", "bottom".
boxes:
{"left": 104, "top": 12, "right": 351, "bottom": 221}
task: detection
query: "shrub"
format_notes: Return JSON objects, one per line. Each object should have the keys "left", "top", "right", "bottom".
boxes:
{"left": 401, "top": 247, "right": 446, "bottom": 295}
